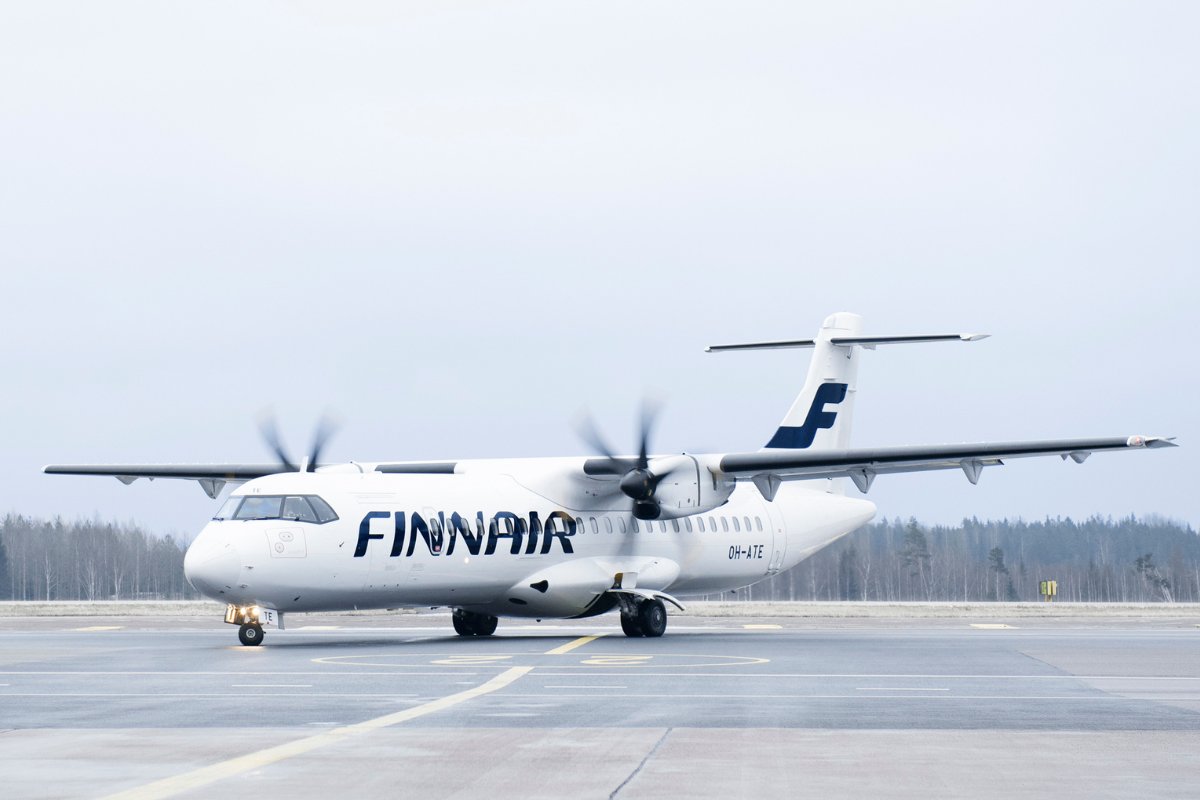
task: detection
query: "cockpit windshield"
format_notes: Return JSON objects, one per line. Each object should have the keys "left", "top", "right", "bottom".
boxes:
{"left": 213, "top": 495, "right": 339, "bottom": 524}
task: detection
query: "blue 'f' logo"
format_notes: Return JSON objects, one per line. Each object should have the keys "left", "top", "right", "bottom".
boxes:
{"left": 764, "top": 383, "right": 848, "bottom": 449}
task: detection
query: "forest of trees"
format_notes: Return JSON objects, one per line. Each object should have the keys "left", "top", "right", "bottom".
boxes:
{"left": 0, "top": 514, "right": 197, "bottom": 600}
{"left": 702, "top": 515, "right": 1200, "bottom": 603}
{"left": 0, "top": 512, "right": 1196, "bottom": 603}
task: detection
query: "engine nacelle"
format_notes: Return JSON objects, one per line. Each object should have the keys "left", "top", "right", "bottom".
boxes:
{"left": 648, "top": 454, "right": 735, "bottom": 519}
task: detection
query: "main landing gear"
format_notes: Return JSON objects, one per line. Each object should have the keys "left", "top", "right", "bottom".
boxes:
{"left": 453, "top": 609, "right": 498, "bottom": 637}
{"left": 619, "top": 597, "right": 667, "bottom": 638}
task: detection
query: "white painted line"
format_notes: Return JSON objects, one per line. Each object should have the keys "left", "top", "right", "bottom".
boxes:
{"left": 479, "top": 712, "right": 539, "bottom": 717}
{"left": 857, "top": 687, "right": 950, "bottom": 691}
{"left": 544, "top": 685, "right": 628, "bottom": 689}
{"left": 970, "top": 624, "right": 1017, "bottom": 629}
{"left": 0, "top": 693, "right": 428, "bottom": 698}
{"left": 69, "top": 626, "right": 125, "bottom": 631}
{"left": 230, "top": 684, "right": 313, "bottom": 688}
{"left": 504, "top": 693, "right": 1193, "bottom": 701}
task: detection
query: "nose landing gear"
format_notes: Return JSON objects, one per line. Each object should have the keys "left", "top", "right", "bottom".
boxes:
{"left": 452, "top": 609, "right": 498, "bottom": 636}
{"left": 238, "top": 623, "right": 264, "bottom": 646}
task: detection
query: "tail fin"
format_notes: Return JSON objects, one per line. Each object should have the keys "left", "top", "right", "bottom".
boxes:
{"left": 705, "top": 313, "right": 989, "bottom": 453}
{"left": 765, "top": 312, "right": 863, "bottom": 451}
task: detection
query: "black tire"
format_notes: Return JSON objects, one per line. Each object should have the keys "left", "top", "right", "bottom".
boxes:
{"left": 238, "top": 623, "right": 264, "bottom": 646}
{"left": 452, "top": 613, "right": 475, "bottom": 636}
{"left": 471, "top": 614, "right": 498, "bottom": 636}
{"left": 637, "top": 599, "right": 667, "bottom": 638}
{"left": 620, "top": 613, "right": 644, "bottom": 637}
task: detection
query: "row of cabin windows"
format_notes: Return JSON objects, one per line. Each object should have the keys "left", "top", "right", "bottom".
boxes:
{"left": 578, "top": 515, "right": 763, "bottom": 535}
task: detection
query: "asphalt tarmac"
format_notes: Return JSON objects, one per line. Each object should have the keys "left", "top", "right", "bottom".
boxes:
{"left": 1, "top": 612, "right": 1198, "bottom": 799}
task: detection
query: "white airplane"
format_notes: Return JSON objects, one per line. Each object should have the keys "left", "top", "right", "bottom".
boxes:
{"left": 46, "top": 313, "right": 1174, "bottom": 645}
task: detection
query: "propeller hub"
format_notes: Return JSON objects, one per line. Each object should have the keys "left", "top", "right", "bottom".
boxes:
{"left": 619, "top": 469, "right": 658, "bottom": 502}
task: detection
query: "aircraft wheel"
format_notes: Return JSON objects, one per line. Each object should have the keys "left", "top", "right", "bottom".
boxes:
{"left": 637, "top": 599, "right": 667, "bottom": 638}
{"left": 452, "top": 613, "right": 475, "bottom": 636}
{"left": 620, "top": 613, "right": 644, "bottom": 638}
{"left": 238, "top": 623, "right": 264, "bottom": 646}
{"left": 471, "top": 614, "right": 498, "bottom": 636}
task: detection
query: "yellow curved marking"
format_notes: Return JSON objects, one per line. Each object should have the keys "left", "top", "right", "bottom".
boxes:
{"left": 98, "top": 666, "right": 532, "bottom": 800}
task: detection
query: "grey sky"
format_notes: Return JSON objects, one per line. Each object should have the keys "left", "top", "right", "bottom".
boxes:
{"left": 1, "top": 2, "right": 1195, "bottom": 539}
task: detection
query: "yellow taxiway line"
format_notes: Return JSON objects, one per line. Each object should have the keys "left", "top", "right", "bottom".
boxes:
{"left": 543, "top": 634, "right": 606, "bottom": 655}
{"left": 99, "top": 634, "right": 605, "bottom": 800}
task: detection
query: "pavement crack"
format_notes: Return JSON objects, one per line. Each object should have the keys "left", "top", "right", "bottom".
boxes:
{"left": 610, "top": 727, "right": 672, "bottom": 799}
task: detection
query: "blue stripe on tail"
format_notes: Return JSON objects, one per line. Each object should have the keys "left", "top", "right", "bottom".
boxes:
{"left": 764, "top": 383, "right": 848, "bottom": 449}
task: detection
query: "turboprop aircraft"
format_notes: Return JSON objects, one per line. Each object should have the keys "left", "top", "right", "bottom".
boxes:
{"left": 45, "top": 313, "right": 1175, "bottom": 645}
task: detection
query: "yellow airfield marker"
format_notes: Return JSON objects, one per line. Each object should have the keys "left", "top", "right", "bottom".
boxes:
{"left": 543, "top": 634, "right": 607, "bottom": 655}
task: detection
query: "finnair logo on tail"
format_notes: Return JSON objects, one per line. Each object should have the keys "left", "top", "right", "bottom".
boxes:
{"left": 765, "top": 383, "right": 848, "bottom": 449}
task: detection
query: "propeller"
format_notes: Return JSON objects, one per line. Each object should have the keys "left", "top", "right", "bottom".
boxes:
{"left": 256, "top": 407, "right": 341, "bottom": 473}
{"left": 576, "top": 398, "right": 670, "bottom": 520}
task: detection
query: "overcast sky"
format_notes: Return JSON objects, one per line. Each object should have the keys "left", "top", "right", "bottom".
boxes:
{"left": 0, "top": 2, "right": 1195, "bottom": 539}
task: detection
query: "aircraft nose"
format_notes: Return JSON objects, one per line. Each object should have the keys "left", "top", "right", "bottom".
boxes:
{"left": 184, "top": 535, "right": 241, "bottom": 599}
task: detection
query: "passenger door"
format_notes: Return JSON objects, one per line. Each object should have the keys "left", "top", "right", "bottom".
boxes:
{"left": 764, "top": 500, "right": 787, "bottom": 574}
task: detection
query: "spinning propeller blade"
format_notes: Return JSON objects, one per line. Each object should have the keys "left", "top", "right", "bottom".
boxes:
{"left": 576, "top": 399, "right": 671, "bottom": 520}
{"left": 256, "top": 407, "right": 340, "bottom": 473}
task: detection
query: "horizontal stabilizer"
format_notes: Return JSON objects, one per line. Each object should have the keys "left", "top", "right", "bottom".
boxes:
{"left": 706, "top": 333, "right": 988, "bottom": 353}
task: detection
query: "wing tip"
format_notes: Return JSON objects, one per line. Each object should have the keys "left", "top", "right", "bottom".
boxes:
{"left": 1138, "top": 436, "right": 1179, "bottom": 449}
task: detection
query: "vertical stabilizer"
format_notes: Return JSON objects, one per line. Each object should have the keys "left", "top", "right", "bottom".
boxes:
{"left": 764, "top": 312, "right": 862, "bottom": 452}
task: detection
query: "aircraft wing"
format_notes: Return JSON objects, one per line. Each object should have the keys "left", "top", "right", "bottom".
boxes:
{"left": 42, "top": 464, "right": 291, "bottom": 498}
{"left": 719, "top": 435, "right": 1177, "bottom": 498}
{"left": 44, "top": 461, "right": 462, "bottom": 498}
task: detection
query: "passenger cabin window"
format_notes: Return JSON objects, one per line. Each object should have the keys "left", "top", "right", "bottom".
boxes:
{"left": 709, "top": 516, "right": 717, "bottom": 532}
{"left": 605, "top": 518, "right": 613, "bottom": 534}
{"left": 697, "top": 517, "right": 705, "bottom": 532}
{"left": 744, "top": 516, "right": 752, "bottom": 533}
{"left": 632, "top": 519, "right": 640, "bottom": 533}
{"left": 672, "top": 519, "right": 680, "bottom": 533}
{"left": 222, "top": 495, "right": 338, "bottom": 524}
{"left": 618, "top": 518, "right": 627, "bottom": 533}
{"left": 589, "top": 517, "right": 599, "bottom": 534}
{"left": 721, "top": 517, "right": 729, "bottom": 532}
{"left": 755, "top": 516, "right": 763, "bottom": 532}
{"left": 659, "top": 521, "right": 667, "bottom": 533}
{"left": 684, "top": 518, "right": 692, "bottom": 533}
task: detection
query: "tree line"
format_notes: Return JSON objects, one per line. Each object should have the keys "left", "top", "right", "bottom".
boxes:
{"left": 0, "top": 512, "right": 1196, "bottom": 603}
{"left": 704, "top": 515, "right": 1200, "bottom": 603}
{"left": 0, "top": 514, "right": 197, "bottom": 600}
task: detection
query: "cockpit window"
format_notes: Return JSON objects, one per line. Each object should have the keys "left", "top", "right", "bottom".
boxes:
{"left": 281, "top": 496, "right": 318, "bottom": 522}
{"left": 214, "top": 497, "right": 241, "bottom": 520}
{"left": 235, "top": 496, "right": 282, "bottom": 520}
{"left": 307, "top": 496, "right": 339, "bottom": 523}
{"left": 217, "top": 495, "right": 339, "bottom": 524}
